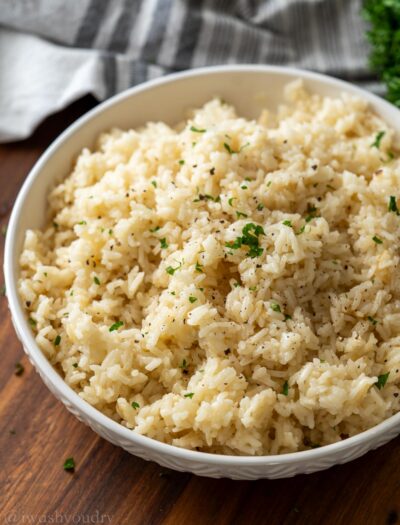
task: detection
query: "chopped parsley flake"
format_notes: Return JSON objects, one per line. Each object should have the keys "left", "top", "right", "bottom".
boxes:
{"left": 131, "top": 401, "right": 140, "bottom": 409}
{"left": 233, "top": 281, "right": 241, "bottom": 288}
{"left": 195, "top": 261, "right": 204, "bottom": 273}
{"left": 15, "top": 362, "right": 24, "bottom": 376}
{"left": 270, "top": 302, "right": 281, "bottom": 313}
{"left": 283, "top": 220, "right": 292, "bottom": 227}
{"left": 376, "top": 372, "right": 389, "bottom": 390}
{"left": 72, "top": 363, "right": 78, "bottom": 368}
{"left": 241, "top": 185, "right": 248, "bottom": 190}
{"left": 372, "top": 235, "right": 383, "bottom": 244}
{"left": 160, "top": 238, "right": 168, "bottom": 249}
{"left": 226, "top": 223, "right": 265, "bottom": 258}
{"left": 179, "top": 160, "right": 185, "bottom": 165}
{"left": 236, "top": 211, "right": 248, "bottom": 218}
{"left": 266, "top": 181, "right": 272, "bottom": 187}
{"left": 54, "top": 335, "right": 61, "bottom": 346}
{"left": 284, "top": 314, "right": 292, "bottom": 320}
{"left": 28, "top": 318, "right": 37, "bottom": 327}
{"left": 166, "top": 262, "right": 182, "bottom": 275}
{"left": 184, "top": 392, "right": 194, "bottom": 398}
{"left": 194, "top": 194, "right": 220, "bottom": 203}
{"left": 228, "top": 197, "right": 235, "bottom": 207}
{"left": 109, "top": 321, "right": 124, "bottom": 332}
{"left": 179, "top": 359, "right": 187, "bottom": 369}
{"left": 151, "top": 180, "right": 157, "bottom": 188}
{"left": 282, "top": 381, "right": 289, "bottom": 396}
{"left": 368, "top": 316, "right": 378, "bottom": 325}
{"left": 371, "top": 130, "right": 385, "bottom": 149}
{"left": 190, "top": 126, "right": 206, "bottom": 133}
{"left": 63, "top": 457, "right": 75, "bottom": 472}
{"left": 388, "top": 196, "right": 399, "bottom": 213}
{"left": 224, "top": 142, "right": 234, "bottom": 154}
{"left": 249, "top": 286, "right": 257, "bottom": 291}
{"left": 94, "top": 276, "right": 100, "bottom": 285}
{"left": 223, "top": 142, "right": 250, "bottom": 155}
{"left": 257, "top": 203, "right": 264, "bottom": 211}
{"left": 77, "top": 221, "right": 87, "bottom": 225}
{"left": 189, "top": 296, "right": 197, "bottom": 303}
{"left": 150, "top": 226, "right": 161, "bottom": 232}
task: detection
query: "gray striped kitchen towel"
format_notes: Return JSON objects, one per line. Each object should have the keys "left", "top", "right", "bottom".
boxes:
{"left": 0, "top": 0, "right": 379, "bottom": 143}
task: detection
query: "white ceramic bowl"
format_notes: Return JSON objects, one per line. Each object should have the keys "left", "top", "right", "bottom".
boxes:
{"left": 5, "top": 65, "right": 400, "bottom": 480}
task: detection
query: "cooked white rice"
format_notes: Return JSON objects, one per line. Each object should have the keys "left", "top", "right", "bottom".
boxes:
{"left": 18, "top": 80, "right": 400, "bottom": 455}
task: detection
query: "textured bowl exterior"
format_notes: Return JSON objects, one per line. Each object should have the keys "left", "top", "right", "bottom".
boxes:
{"left": 5, "top": 65, "right": 400, "bottom": 480}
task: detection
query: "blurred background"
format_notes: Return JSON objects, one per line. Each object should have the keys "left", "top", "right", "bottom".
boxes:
{"left": 0, "top": 0, "right": 392, "bottom": 143}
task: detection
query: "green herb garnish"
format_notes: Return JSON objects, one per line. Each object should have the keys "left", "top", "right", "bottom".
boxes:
{"left": 270, "top": 302, "right": 281, "bottom": 313}
{"left": 150, "top": 226, "right": 161, "bottom": 233}
{"left": 236, "top": 211, "right": 248, "bottom": 218}
{"left": 388, "top": 196, "right": 399, "bottom": 213}
{"left": 372, "top": 235, "right": 383, "bottom": 244}
{"left": 109, "top": 321, "right": 124, "bottom": 332}
{"left": 77, "top": 221, "right": 87, "bottom": 225}
{"left": 151, "top": 180, "right": 157, "bottom": 188}
{"left": 376, "top": 372, "right": 389, "bottom": 390}
{"left": 195, "top": 261, "right": 204, "bottom": 273}
{"left": 28, "top": 318, "right": 37, "bottom": 327}
{"left": 190, "top": 126, "right": 206, "bottom": 133}
{"left": 94, "top": 276, "right": 100, "bottom": 285}
{"left": 72, "top": 363, "right": 78, "bottom": 368}
{"left": 54, "top": 335, "right": 61, "bottom": 346}
{"left": 224, "top": 142, "right": 234, "bottom": 154}
{"left": 166, "top": 262, "right": 182, "bottom": 275}
{"left": 179, "top": 160, "right": 185, "bottom": 165}
{"left": 368, "top": 316, "right": 378, "bottom": 325}
{"left": 184, "top": 392, "right": 194, "bottom": 398}
{"left": 371, "top": 130, "right": 386, "bottom": 149}
{"left": 257, "top": 203, "right": 264, "bottom": 211}
{"left": 131, "top": 401, "right": 140, "bottom": 409}
{"left": 284, "top": 314, "right": 292, "bottom": 320}
{"left": 63, "top": 457, "right": 75, "bottom": 472}
{"left": 282, "top": 381, "right": 289, "bottom": 396}
{"left": 226, "top": 223, "right": 265, "bottom": 258}
{"left": 283, "top": 220, "right": 292, "bottom": 227}
{"left": 160, "top": 238, "right": 168, "bottom": 249}
{"left": 223, "top": 142, "right": 249, "bottom": 155}
{"left": 189, "top": 296, "right": 197, "bottom": 303}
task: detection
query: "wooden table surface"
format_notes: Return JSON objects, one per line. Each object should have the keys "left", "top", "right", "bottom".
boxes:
{"left": 1, "top": 97, "right": 400, "bottom": 525}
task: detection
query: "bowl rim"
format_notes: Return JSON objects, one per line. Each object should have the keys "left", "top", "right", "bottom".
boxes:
{"left": 5, "top": 63, "right": 400, "bottom": 467}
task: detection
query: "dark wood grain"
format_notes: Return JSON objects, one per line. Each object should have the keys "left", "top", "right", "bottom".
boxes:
{"left": 1, "top": 97, "right": 400, "bottom": 525}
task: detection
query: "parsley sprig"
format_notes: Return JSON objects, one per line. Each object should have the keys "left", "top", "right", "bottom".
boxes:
{"left": 364, "top": 0, "right": 400, "bottom": 107}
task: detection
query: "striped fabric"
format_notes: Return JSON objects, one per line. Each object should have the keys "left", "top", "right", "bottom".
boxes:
{"left": 0, "top": 0, "right": 380, "bottom": 142}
